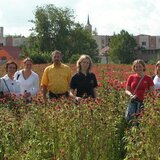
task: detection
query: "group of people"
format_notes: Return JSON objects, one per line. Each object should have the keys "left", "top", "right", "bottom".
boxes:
{"left": 0, "top": 50, "right": 98, "bottom": 103}
{"left": 41, "top": 50, "right": 98, "bottom": 103}
{"left": 125, "top": 59, "right": 160, "bottom": 122}
{"left": 0, "top": 57, "right": 39, "bottom": 102}
{"left": 0, "top": 50, "right": 160, "bottom": 122}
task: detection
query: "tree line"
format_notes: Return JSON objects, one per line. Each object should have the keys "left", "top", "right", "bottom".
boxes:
{"left": 21, "top": 4, "right": 138, "bottom": 64}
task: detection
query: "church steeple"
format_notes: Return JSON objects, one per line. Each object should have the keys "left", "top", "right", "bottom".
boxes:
{"left": 87, "top": 15, "right": 90, "bottom": 25}
{"left": 85, "top": 15, "right": 92, "bottom": 33}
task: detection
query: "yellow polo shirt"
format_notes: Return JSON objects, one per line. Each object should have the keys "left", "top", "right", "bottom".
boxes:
{"left": 41, "top": 63, "right": 72, "bottom": 94}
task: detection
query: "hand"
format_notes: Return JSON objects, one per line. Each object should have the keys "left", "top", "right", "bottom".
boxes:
{"left": 75, "top": 96, "right": 82, "bottom": 102}
{"left": 130, "top": 94, "right": 137, "bottom": 100}
{"left": 24, "top": 91, "right": 31, "bottom": 98}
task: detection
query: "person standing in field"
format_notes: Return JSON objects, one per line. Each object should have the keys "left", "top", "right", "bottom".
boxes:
{"left": 70, "top": 55, "right": 98, "bottom": 102}
{"left": 14, "top": 57, "right": 39, "bottom": 103}
{"left": 125, "top": 59, "right": 154, "bottom": 123}
{"left": 0, "top": 60, "right": 21, "bottom": 97}
{"left": 41, "top": 50, "right": 72, "bottom": 102}
{"left": 153, "top": 60, "right": 160, "bottom": 89}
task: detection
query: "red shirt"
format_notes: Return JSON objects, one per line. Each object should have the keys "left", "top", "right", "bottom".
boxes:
{"left": 126, "top": 74, "right": 154, "bottom": 101}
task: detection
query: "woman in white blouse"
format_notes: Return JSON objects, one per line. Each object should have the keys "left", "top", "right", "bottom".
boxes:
{"left": 153, "top": 60, "right": 160, "bottom": 90}
{"left": 0, "top": 61, "right": 21, "bottom": 97}
{"left": 14, "top": 57, "right": 39, "bottom": 102}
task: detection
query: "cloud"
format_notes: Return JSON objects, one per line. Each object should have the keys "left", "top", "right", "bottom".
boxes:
{"left": 1, "top": 0, "right": 160, "bottom": 36}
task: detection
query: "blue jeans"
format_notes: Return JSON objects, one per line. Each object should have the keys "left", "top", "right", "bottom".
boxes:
{"left": 125, "top": 99, "right": 143, "bottom": 122}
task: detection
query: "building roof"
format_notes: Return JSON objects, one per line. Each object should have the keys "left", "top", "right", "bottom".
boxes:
{"left": 99, "top": 46, "right": 110, "bottom": 55}
{"left": 0, "top": 46, "right": 21, "bottom": 59}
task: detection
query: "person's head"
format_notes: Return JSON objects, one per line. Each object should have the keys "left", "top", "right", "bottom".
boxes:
{"left": 77, "top": 55, "right": 93, "bottom": 73}
{"left": 5, "top": 60, "right": 18, "bottom": 76}
{"left": 155, "top": 60, "right": 160, "bottom": 75}
{"left": 52, "top": 50, "right": 62, "bottom": 65}
{"left": 23, "top": 57, "right": 33, "bottom": 71}
{"left": 132, "top": 59, "right": 146, "bottom": 74}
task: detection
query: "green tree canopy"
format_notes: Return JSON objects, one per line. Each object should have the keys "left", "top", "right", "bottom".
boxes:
{"left": 28, "top": 4, "right": 98, "bottom": 63}
{"left": 109, "top": 30, "right": 137, "bottom": 64}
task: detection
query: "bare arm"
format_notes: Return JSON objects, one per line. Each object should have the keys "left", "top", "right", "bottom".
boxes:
{"left": 42, "top": 85, "right": 48, "bottom": 103}
{"left": 69, "top": 88, "right": 81, "bottom": 101}
{"left": 93, "top": 88, "right": 97, "bottom": 98}
{"left": 125, "top": 86, "right": 137, "bottom": 99}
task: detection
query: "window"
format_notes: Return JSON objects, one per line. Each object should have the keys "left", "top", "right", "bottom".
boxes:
{"left": 0, "top": 57, "right": 7, "bottom": 64}
{"left": 142, "top": 41, "right": 146, "bottom": 46}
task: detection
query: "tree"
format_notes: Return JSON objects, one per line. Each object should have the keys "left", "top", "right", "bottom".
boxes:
{"left": 28, "top": 4, "right": 98, "bottom": 62}
{"left": 69, "top": 23, "right": 98, "bottom": 61}
{"left": 109, "top": 30, "right": 137, "bottom": 64}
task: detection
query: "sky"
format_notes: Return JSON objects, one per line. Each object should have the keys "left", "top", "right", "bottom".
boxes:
{"left": 1, "top": 0, "right": 160, "bottom": 37}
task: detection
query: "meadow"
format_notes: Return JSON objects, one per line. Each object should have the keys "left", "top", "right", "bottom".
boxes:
{"left": 0, "top": 63, "right": 160, "bottom": 160}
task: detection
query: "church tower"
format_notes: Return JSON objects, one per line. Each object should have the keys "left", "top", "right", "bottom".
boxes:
{"left": 85, "top": 15, "right": 92, "bottom": 33}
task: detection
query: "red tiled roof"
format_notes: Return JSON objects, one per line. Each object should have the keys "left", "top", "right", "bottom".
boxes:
{"left": 1, "top": 46, "right": 21, "bottom": 59}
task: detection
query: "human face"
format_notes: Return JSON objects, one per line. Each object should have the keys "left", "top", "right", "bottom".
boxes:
{"left": 7, "top": 64, "right": 17, "bottom": 76}
{"left": 134, "top": 63, "right": 144, "bottom": 75}
{"left": 80, "top": 58, "right": 90, "bottom": 72}
{"left": 156, "top": 65, "right": 160, "bottom": 75}
{"left": 52, "top": 52, "right": 61, "bottom": 65}
{"left": 24, "top": 60, "right": 32, "bottom": 71}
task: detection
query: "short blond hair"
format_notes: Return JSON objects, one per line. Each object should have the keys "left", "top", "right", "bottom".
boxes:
{"left": 132, "top": 59, "right": 146, "bottom": 72}
{"left": 76, "top": 55, "right": 93, "bottom": 72}
{"left": 155, "top": 60, "right": 160, "bottom": 74}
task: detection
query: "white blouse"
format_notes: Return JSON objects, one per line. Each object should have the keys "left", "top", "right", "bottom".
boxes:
{"left": 14, "top": 70, "right": 39, "bottom": 96}
{"left": 153, "top": 75, "right": 160, "bottom": 89}
{"left": 0, "top": 74, "right": 21, "bottom": 95}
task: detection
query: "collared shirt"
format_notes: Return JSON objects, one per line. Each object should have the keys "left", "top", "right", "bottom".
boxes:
{"left": 0, "top": 74, "right": 21, "bottom": 95}
{"left": 41, "top": 63, "right": 72, "bottom": 94}
{"left": 70, "top": 72, "right": 98, "bottom": 98}
{"left": 14, "top": 70, "right": 39, "bottom": 96}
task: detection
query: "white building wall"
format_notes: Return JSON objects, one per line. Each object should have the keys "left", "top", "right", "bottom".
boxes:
{"left": 93, "top": 35, "right": 107, "bottom": 50}
{"left": 156, "top": 36, "right": 160, "bottom": 49}
{"left": 12, "top": 37, "right": 27, "bottom": 46}
{"left": 139, "top": 35, "right": 149, "bottom": 49}
{"left": 0, "top": 27, "right": 3, "bottom": 38}
{"left": 0, "top": 37, "right": 6, "bottom": 46}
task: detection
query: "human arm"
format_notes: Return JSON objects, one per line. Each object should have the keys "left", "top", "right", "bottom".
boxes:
{"left": 125, "top": 86, "right": 137, "bottom": 100}
{"left": 41, "top": 84, "right": 48, "bottom": 104}
{"left": 69, "top": 88, "right": 82, "bottom": 102}
{"left": 93, "top": 88, "right": 97, "bottom": 98}
{"left": 30, "top": 73, "right": 39, "bottom": 96}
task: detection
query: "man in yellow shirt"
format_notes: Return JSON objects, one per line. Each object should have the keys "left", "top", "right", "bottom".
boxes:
{"left": 41, "top": 50, "right": 72, "bottom": 102}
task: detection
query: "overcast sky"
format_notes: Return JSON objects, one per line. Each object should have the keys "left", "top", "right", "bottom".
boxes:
{"left": 1, "top": 0, "right": 160, "bottom": 37}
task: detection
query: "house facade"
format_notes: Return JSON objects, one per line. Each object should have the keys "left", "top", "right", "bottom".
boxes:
{"left": 0, "top": 46, "right": 21, "bottom": 64}
{"left": 0, "top": 27, "right": 24, "bottom": 64}
{"left": 85, "top": 17, "right": 160, "bottom": 63}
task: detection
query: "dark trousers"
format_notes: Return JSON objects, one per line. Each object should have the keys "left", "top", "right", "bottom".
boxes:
{"left": 49, "top": 91, "right": 69, "bottom": 99}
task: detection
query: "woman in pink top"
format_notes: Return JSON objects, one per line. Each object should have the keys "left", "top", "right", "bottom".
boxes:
{"left": 125, "top": 59, "right": 154, "bottom": 122}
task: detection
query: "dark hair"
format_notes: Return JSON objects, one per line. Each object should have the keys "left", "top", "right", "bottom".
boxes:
{"left": 5, "top": 60, "right": 18, "bottom": 72}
